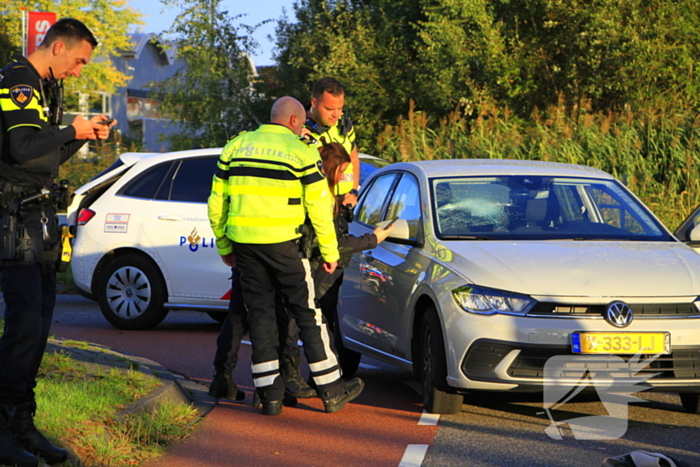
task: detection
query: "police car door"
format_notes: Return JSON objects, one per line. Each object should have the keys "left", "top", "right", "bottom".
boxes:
{"left": 140, "top": 155, "right": 230, "bottom": 306}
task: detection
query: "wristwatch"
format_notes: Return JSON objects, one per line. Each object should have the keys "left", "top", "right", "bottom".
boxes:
{"left": 349, "top": 189, "right": 359, "bottom": 197}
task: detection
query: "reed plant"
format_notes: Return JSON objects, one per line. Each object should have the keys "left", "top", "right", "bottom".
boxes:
{"left": 375, "top": 101, "right": 700, "bottom": 229}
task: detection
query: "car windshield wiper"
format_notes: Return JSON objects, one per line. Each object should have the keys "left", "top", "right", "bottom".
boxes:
{"left": 440, "top": 235, "right": 493, "bottom": 240}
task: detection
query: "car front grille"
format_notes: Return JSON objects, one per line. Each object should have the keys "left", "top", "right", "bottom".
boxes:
{"left": 527, "top": 302, "right": 700, "bottom": 318}
{"left": 462, "top": 340, "right": 700, "bottom": 382}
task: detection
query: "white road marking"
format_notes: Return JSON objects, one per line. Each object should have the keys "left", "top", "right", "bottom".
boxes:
{"left": 399, "top": 444, "right": 429, "bottom": 467}
{"left": 418, "top": 411, "right": 440, "bottom": 426}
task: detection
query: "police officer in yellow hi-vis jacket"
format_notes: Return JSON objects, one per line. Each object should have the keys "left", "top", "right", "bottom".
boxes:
{"left": 304, "top": 77, "right": 359, "bottom": 207}
{"left": 208, "top": 96, "right": 364, "bottom": 416}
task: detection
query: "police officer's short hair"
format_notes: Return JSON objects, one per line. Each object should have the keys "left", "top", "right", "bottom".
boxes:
{"left": 39, "top": 18, "right": 98, "bottom": 50}
{"left": 313, "top": 77, "right": 344, "bottom": 100}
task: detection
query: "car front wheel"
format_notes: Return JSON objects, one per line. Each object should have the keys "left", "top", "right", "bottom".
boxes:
{"left": 420, "top": 308, "right": 463, "bottom": 414}
{"left": 97, "top": 255, "right": 168, "bottom": 330}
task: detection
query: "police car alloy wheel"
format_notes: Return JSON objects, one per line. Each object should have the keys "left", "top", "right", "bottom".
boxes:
{"left": 97, "top": 254, "right": 168, "bottom": 330}
{"left": 420, "top": 309, "right": 463, "bottom": 414}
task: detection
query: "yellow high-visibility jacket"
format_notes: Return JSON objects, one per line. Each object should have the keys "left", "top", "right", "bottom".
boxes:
{"left": 208, "top": 123, "right": 339, "bottom": 263}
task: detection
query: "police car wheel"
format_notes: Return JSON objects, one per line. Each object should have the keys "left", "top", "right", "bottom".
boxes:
{"left": 419, "top": 308, "right": 463, "bottom": 414}
{"left": 97, "top": 254, "right": 168, "bottom": 330}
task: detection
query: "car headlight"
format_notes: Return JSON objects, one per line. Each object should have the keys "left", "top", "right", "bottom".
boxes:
{"left": 452, "top": 285, "right": 537, "bottom": 316}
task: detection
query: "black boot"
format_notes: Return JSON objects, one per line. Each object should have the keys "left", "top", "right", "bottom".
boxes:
{"left": 281, "top": 355, "right": 317, "bottom": 398}
{"left": 320, "top": 377, "right": 365, "bottom": 414}
{"left": 9, "top": 401, "right": 67, "bottom": 465}
{"left": 0, "top": 403, "right": 39, "bottom": 467}
{"left": 253, "top": 389, "right": 297, "bottom": 409}
{"left": 208, "top": 372, "right": 245, "bottom": 401}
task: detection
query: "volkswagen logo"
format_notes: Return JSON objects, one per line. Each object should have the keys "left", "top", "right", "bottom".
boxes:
{"left": 605, "top": 301, "right": 633, "bottom": 328}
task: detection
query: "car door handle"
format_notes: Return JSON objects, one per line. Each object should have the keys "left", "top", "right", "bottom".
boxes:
{"left": 158, "top": 215, "right": 183, "bottom": 221}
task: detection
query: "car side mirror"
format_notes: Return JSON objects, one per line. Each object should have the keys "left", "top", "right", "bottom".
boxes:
{"left": 376, "top": 219, "right": 422, "bottom": 247}
{"left": 689, "top": 224, "right": 700, "bottom": 242}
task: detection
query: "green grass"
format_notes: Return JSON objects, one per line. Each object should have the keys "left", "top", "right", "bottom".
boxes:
{"left": 0, "top": 323, "right": 199, "bottom": 466}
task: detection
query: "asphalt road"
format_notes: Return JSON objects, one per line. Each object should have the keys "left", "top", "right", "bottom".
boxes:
{"left": 9, "top": 294, "right": 700, "bottom": 467}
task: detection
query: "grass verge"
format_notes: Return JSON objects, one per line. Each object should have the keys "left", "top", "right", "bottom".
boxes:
{"left": 0, "top": 321, "right": 199, "bottom": 466}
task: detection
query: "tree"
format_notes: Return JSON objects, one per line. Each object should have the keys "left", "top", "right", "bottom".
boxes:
{"left": 0, "top": 0, "right": 143, "bottom": 95}
{"left": 150, "top": 0, "right": 267, "bottom": 150}
{"left": 272, "top": 0, "right": 700, "bottom": 152}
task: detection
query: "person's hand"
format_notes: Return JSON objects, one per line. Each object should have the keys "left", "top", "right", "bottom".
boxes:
{"left": 323, "top": 261, "right": 337, "bottom": 274}
{"left": 221, "top": 253, "right": 236, "bottom": 267}
{"left": 341, "top": 192, "right": 358, "bottom": 208}
{"left": 373, "top": 223, "right": 394, "bottom": 244}
{"left": 89, "top": 114, "right": 116, "bottom": 140}
{"left": 70, "top": 114, "right": 100, "bottom": 140}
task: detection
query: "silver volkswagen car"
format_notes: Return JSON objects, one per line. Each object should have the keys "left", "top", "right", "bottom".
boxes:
{"left": 336, "top": 159, "right": 700, "bottom": 414}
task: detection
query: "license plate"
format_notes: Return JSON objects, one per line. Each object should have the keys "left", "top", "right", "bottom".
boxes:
{"left": 571, "top": 332, "right": 670, "bottom": 355}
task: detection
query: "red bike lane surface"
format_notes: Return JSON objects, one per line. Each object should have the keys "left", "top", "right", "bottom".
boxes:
{"left": 51, "top": 323, "right": 438, "bottom": 467}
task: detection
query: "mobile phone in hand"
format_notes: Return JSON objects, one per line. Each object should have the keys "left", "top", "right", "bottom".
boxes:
{"left": 386, "top": 217, "right": 399, "bottom": 228}
{"left": 97, "top": 118, "right": 114, "bottom": 125}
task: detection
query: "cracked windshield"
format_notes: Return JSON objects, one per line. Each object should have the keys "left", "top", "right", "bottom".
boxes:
{"left": 432, "top": 175, "right": 666, "bottom": 240}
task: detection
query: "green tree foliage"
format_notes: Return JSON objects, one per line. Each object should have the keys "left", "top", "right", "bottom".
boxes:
{"left": 150, "top": 0, "right": 267, "bottom": 150}
{"left": 0, "top": 0, "right": 143, "bottom": 95}
{"left": 272, "top": 0, "right": 700, "bottom": 151}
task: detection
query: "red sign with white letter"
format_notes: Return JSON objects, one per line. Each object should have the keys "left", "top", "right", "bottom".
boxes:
{"left": 27, "top": 12, "right": 56, "bottom": 55}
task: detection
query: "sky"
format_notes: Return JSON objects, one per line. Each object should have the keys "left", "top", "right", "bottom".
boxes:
{"left": 127, "top": 0, "right": 296, "bottom": 66}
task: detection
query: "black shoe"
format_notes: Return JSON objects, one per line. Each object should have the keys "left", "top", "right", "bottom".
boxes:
{"left": 262, "top": 400, "right": 283, "bottom": 416}
{"left": 208, "top": 373, "right": 245, "bottom": 401}
{"left": 282, "top": 355, "right": 317, "bottom": 398}
{"left": 321, "top": 378, "right": 365, "bottom": 414}
{"left": 0, "top": 433, "right": 38, "bottom": 467}
{"left": 0, "top": 402, "right": 51, "bottom": 467}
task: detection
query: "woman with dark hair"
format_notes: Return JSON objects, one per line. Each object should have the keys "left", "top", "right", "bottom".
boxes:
{"left": 280, "top": 143, "right": 393, "bottom": 394}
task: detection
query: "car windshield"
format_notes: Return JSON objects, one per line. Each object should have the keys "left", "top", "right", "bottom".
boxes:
{"left": 431, "top": 175, "right": 669, "bottom": 241}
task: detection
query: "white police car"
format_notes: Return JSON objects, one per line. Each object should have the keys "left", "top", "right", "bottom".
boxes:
{"left": 67, "top": 148, "right": 387, "bottom": 330}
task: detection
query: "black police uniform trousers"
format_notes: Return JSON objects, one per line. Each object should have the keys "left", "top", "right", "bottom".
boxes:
{"left": 213, "top": 267, "right": 248, "bottom": 377}
{"left": 233, "top": 240, "right": 342, "bottom": 403}
{"left": 213, "top": 267, "right": 289, "bottom": 378}
{"left": 0, "top": 205, "right": 58, "bottom": 405}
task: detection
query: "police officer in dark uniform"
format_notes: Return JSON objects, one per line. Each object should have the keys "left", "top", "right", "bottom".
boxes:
{"left": 0, "top": 18, "right": 114, "bottom": 467}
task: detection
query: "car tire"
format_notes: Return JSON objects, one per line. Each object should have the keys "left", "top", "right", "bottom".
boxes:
{"left": 207, "top": 311, "right": 227, "bottom": 324}
{"left": 420, "top": 308, "right": 463, "bottom": 414}
{"left": 679, "top": 393, "right": 700, "bottom": 413}
{"left": 333, "top": 314, "right": 362, "bottom": 378}
{"left": 97, "top": 255, "right": 168, "bottom": 330}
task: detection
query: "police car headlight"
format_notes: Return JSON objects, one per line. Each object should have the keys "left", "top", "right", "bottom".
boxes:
{"left": 452, "top": 285, "right": 536, "bottom": 316}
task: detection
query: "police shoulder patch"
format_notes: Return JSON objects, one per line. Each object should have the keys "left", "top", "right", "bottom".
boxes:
{"left": 316, "top": 159, "right": 326, "bottom": 177}
{"left": 10, "top": 85, "right": 34, "bottom": 108}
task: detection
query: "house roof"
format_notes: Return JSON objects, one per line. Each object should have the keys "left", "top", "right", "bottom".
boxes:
{"left": 122, "top": 33, "right": 177, "bottom": 65}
